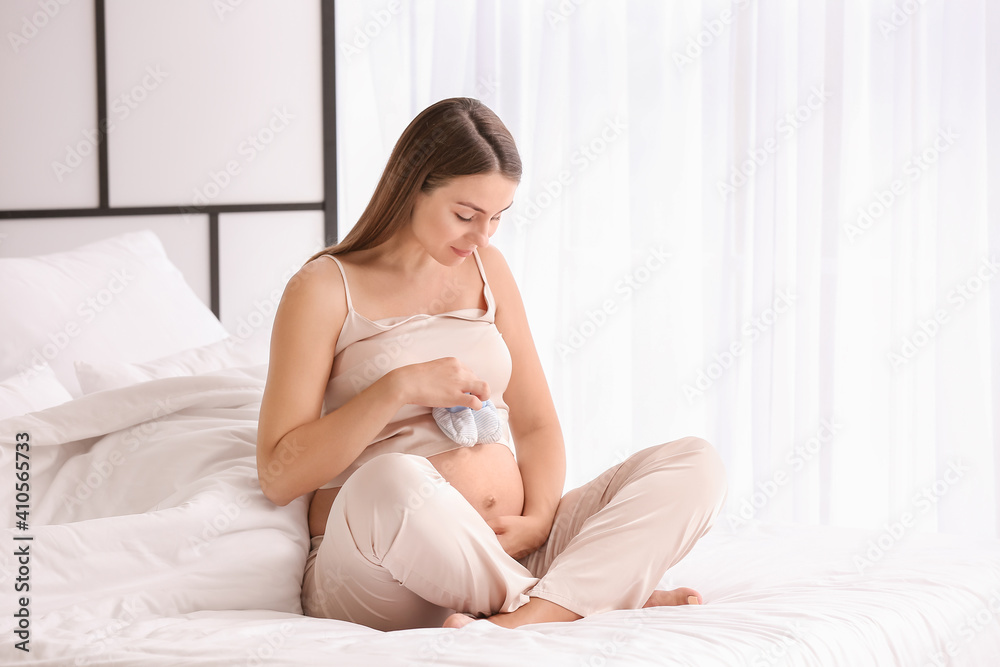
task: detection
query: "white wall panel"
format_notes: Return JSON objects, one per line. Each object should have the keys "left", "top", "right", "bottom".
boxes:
{"left": 218, "top": 210, "right": 325, "bottom": 349}
{"left": 105, "top": 0, "right": 324, "bottom": 208}
{"left": 0, "top": 216, "right": 211, "bottom": 307}
{"left": 0, "top": 0, "right": 98, "bottom": 210}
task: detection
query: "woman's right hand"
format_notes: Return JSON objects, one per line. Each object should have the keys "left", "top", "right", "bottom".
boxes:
{"left": 387, "top": 357, "right": 490, "bottom": 409}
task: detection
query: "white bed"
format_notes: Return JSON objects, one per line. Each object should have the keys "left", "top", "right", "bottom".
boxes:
{"left": 2, "top": 231, "right": 999, "bottom": 666}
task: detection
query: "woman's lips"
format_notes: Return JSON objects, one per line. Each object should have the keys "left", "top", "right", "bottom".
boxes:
{"left": 451, "top": 246, "right": 473, "bottom": 257}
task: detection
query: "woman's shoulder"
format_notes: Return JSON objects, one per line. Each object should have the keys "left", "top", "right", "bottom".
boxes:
{"left": 296, "top": 253, "right": 345, "bottom": 289}
{"left": 477, "top": 246, "right": 528, "bottom": 322}
{"left": 476, "top": 245, "right": 511, "bottom": 276}
{"left": 283, "top": 253, "right": 349, "bottom": 320}
{"left": 477, "top": 245, "right": 516, "bottom": 295}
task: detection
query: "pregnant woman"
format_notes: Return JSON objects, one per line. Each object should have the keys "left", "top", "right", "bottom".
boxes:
{"left": 256, "top": 97, "right": 728, "bottom": 631}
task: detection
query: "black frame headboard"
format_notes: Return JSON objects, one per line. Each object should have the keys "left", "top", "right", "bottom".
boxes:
{"left": 0, "top": 0, "right": 339, "bottom": 319}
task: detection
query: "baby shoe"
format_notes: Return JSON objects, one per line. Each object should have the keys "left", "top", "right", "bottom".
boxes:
{"left": 471, "top": 400, "right": 503, "bottom": 444}
{"left": 433, "top": 398, "right": 502, "bottom": 446}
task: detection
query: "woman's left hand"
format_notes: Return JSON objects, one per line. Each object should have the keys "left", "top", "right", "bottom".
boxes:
{"left": 486, "top": 514, "right": 551, "bottom": 561}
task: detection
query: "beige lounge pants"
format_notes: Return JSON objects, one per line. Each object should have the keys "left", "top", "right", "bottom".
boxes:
{"left": 301, "top": 436, "right": 728, "bottom": 631}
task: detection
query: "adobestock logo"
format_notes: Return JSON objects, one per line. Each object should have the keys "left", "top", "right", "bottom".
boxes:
{"left": 180, "top": 106, "right": 294, "bottom": 221}
{"left": 887, "top": 255, "right": 997, "bottom": 369}
{"left": 877, "top": 0, "right": 932, "bottom": 38}
{"left": 226, "top": 243, "right": 328, "bottom": 346}
{"left": 213, "top": 0, "right": 247, "bottom": 21}
{"left": 338, "top": 0, "right": 402, "bottom": 61}
{"left": 750, "top": 620, "right": 809, "bottom": 667}
{"left": 717, "top": 86, "right": 831, "bottom": 200}
{"left": 243, "top": 622, "right": 294, "bottom": 667}
{"left": 545, "top": 0, "right": 595, "bottom": 28}
{"left": 853, "top": 458, "right": 969, "bottom": 574}
{"left": 925, "top": 587, "right": 1000, "bottom": 667}
{"left": 71, "top": 596, "right": 150, "bottom": 666}
{"left": 52, "top": 65, "right": 169, "bottom": 183}
{"left": 556, "top": 246, "right": 670, "bottom": 359}
{"left": 349, "top": 329, "right": 417, "bottom": 393}
{"left": 726, "top": 417, "right": 842, "bottom": 530}
{"left": 512, "top": 116, "right": 627, "bottom": 232}
{"left": 844, "top": 127, "right": 957, "bottom": 244}
{"left": 672, "top": 0, "right": 754, "bottom": 72}
{"left": 683, "top": 290, "right": 796, "bottom": 403}
{"left": 61, "top": 396, "right": 176, "bottom": 513}
{"left": 7, "top": 0, "right": 72, "bottom": 54}
{"left": 188, "top": 492, "right": 254, "bottom": 557}
{"left": 15, "top": 268, "right": 136, "bottom": 382}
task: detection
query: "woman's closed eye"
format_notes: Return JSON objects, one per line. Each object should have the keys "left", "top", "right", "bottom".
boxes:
{"left": 457, "top": 213, "right": 502, "bottom": 223}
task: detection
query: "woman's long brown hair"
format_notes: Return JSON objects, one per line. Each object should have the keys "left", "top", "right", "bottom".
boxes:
{"left": 303, "top": 97, "right": 521, "bottom": 265}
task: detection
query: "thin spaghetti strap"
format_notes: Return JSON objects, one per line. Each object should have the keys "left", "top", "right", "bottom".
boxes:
{"left": 471, "top": 248, "right": 489, "bottom": 286}
{"left": 471, "top": 248, "right": 496, "bottom": 313}
{"left": 318, "top": 254, "right": 354, "bottom": 311}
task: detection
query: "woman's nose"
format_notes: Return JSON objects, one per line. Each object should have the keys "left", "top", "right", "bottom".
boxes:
{"left": 470, "top": 218, "right": 491, "bottom": 247}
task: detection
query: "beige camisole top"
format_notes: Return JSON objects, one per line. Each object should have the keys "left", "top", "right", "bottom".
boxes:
{"left": 313, "top": 249, "right": 516, "bottom": 490}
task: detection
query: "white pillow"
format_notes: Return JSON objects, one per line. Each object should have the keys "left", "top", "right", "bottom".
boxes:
{"left": 75, "top": 335, "right": 269, "bottom": 394}
{"left": 0, "top": 230, "right": 229, "bottom": 398}
{"left": 0, "top": 363, "right": 74, "bottom": 420}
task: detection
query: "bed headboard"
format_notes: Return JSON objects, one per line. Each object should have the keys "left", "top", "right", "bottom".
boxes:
{"left": 0, "top": 0, "right": 338, "bottom": 336}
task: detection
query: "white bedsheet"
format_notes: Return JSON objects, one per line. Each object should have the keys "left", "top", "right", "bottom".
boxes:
{"left": 1, "top": 364, "right": 998, "bottom": 666}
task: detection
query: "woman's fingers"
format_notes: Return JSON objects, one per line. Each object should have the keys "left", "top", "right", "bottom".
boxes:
{"left": 463, "top": 379, "right": 490, "bottom": 408}
{"left": 455, "top": 391, "right": 484, "bottom": 410}
{"left": 400, "top": 357, "right": 492, "bottom": 408}
{"left": 460, "top": 394, "right": 483, "bottom": 410}
{"left": 439, "top": 357, "right": 489, "bottom": 407}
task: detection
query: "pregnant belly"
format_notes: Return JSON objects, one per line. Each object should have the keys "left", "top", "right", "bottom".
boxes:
{"left": 426, "top": 442, "right": 525, "bottom": 521}
{"left": 308, "top": 442, "right": 524, "bottom": 538}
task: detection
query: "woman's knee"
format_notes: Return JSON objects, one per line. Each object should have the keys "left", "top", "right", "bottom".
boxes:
{"left": 339, "top": 452, "right": 443, "bottom": 512}
{"left": 654, "top": 436, "right": 729, "bottom": 509}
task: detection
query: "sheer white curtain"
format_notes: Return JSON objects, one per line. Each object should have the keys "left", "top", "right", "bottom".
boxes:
{"left": 335, "top": 0, "right": 998, "bottom": 538}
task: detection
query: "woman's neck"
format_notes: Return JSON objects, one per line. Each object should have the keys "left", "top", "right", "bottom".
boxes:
{"left": 358, "top": 227, "right": 450, "bottom": 280}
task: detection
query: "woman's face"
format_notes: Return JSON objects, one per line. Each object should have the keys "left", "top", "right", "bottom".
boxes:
{"left": 409, "top": 172, "right": 517, "bottom": 266}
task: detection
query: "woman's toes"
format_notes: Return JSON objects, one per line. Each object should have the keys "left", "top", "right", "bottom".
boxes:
{"left": 676, "top": 587, "right": 703, "bottom": 605}
{"left": 643, "top": 587, "right": 704, "bottom": 607}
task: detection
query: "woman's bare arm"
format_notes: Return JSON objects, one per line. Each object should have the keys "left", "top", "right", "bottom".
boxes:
{"left": 256, "top": 257, "right": 492, "bottom": 506}
{"left": 255, "top": 258, "right": 408, "bottom": 506}
{"left": 479, "top": 245, "right": 567, "bottom": 538}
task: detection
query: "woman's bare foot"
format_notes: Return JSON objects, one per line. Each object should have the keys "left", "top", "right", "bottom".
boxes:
{"left": 643, "top": 587, "right": 703, "bottom": 607}
{"left": 442, "top": 588, "right": 704, "bottom": 630}
{"left": 443, "top": 598, "right": 581, "bottom": 630}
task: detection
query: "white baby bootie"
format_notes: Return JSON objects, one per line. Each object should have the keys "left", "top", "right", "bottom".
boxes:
{"left": 432, "top": 398, "right": 503, "bottom": 446}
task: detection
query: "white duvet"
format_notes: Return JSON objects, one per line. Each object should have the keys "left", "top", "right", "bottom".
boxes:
{"left": 1, "top": 363, "right": 999, "bottom": 666}
{"left": 0, "top": 363, "right": 309, "bottom": 659}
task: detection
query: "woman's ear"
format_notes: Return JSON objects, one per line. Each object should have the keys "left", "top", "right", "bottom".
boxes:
{"left": 408, "top": 184, "right": 436, "bottom": 221}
